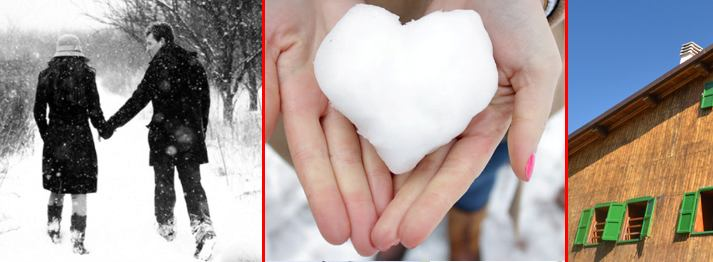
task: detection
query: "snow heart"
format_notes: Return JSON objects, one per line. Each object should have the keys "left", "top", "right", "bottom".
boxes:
{"left": 314, "top": 4, "right": 498, "bottom": 174}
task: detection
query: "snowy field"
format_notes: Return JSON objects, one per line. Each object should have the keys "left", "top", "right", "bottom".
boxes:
{"left": 267, "top": 110, "right": 564, "bottom": 260}
{"left": 0, "top": 84, "right": 261, "bottom": 262}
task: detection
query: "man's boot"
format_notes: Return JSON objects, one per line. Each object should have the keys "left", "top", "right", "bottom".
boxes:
{"left": 192, "top": 221, "right": 216, "bottom": 261}
{"left": 47, "top": 204, "right": 62, "bottom": 244}
{"left": 157, "top": 218, "right": 176, "bottom": 241}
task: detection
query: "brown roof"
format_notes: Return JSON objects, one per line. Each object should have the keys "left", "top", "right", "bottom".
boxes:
{"left": 569, "top": 44, "right": 713, "bottom": 156}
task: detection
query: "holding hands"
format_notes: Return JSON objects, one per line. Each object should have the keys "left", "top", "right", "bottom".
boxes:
{"left": 98, "top": 121, "right": 115, "bottom": 140}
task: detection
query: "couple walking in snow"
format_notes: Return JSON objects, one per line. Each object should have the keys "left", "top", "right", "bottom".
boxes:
{"left": 33, "top": 22, "right": 216, "bottom": 260}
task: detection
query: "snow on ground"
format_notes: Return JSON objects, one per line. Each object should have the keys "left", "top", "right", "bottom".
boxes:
{"left": 267, "top": 110, "right": 564, "bottom": 260}
{"left": 480, "top": 109, "right": 564, "bottom": 260}
{"left": 0, "top": 85, "right": 261, "bottom": 262}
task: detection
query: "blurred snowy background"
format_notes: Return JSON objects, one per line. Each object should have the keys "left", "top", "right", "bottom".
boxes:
{"left": 267, "top": 110, "right": 564, "bottom": 261}
{"left": 0, "top": 0, "right": 261, "bottom": 261}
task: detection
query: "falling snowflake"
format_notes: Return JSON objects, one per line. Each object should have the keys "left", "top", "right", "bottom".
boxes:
{"left": 166, "top": 146, "right": 177, "bottom": 156}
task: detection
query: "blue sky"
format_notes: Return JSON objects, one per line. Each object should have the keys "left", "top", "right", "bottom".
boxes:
{"left": 569, "top": 0, "right": 713, "bottom": 133}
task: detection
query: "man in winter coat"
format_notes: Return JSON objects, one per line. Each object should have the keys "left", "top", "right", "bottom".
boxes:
{"left": 101, "top": 22, "right": 215, "bottom": 260}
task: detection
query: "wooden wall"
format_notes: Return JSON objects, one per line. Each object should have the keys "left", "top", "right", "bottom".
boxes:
{"left": 569, "top": 74, "right": 713, "bottom": 261}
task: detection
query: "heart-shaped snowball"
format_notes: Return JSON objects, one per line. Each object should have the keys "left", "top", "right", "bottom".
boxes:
{"left": 314, "top": 4, "right": 497, "bottom": 174}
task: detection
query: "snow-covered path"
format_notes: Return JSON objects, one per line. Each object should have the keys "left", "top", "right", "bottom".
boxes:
{"left": 0, "top": 88, "right": 260, "bottom": 262}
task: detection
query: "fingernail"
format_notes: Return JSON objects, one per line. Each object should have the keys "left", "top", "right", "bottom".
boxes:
{"left": 525, "top": 153, "right": 535, "bottom": 181}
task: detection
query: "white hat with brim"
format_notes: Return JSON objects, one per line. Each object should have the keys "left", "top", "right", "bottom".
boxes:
{"left": 54, "top": 34, "right": 85, "bottom": 58}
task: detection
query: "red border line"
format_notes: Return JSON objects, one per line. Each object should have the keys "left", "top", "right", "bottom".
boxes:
{"left": 261, "top": 0, "right": 266, "bottom": 260}
{"left": 564, "top": 0, "right": 569, "bottom": 260}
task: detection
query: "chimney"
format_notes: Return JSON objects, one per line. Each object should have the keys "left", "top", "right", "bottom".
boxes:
{"left": 680, "top": 41, "right": 703, "bottom": 64}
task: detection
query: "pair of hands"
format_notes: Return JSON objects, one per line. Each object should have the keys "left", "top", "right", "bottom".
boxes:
{"left": 266, "top": 0, "right": 561, "bottom": 256}
{"left": 98, "top": 121, "right": 115, "bottom": 140}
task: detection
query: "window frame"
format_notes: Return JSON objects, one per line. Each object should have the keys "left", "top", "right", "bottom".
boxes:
{"left": 616, "top": 196, "right": 656, "bottom": 244}
{"left": 676, "top": 187, "right": 713, "bottom": 235}
{"left": 691, "top": 186, "right": 713, "bottom": 236}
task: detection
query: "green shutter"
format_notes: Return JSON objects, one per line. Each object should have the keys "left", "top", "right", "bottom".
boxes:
{"left": 640, "top": 198, "right": 656, "bottom": 238}
{"left": 602, "top": 203, "right": 626, "bottom": 241}
{"left": 702, "top": 82, "right": 713, "bottom": 108}
{"left": 574, "top": 208, "right": 594, "bottom": 245}
{"left": 701, "top": 95, "right": 713, "bottom": 108}
{"left": 677, "top": 192, "right": 698, "bottom": 234}
{"left": 704, "top": 82, "right": 713, "bottom": 95}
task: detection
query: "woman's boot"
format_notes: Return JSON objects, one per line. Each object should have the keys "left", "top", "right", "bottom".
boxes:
{"left": 70, "top": 214, "right": 89, "bottom": 255}
{"left": 47, "top": 204, "right": 62, "bottom": 243}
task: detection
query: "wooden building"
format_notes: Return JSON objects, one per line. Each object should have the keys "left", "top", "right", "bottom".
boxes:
{"left": 569, "top": 42, "right": 713, "bottom": 260}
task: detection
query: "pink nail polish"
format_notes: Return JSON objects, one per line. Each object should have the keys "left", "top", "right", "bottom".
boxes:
{"left": 525, "top": 153, "right": 535, "bottom": 181}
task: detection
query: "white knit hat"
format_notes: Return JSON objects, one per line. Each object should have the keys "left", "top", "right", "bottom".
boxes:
{"left": 53, "top": 34, "right": 85, "bottom": 58}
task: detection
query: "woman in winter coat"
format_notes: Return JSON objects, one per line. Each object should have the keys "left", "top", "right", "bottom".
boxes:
{"left": 33, "top": 34, "right": 106, "bottom": 255}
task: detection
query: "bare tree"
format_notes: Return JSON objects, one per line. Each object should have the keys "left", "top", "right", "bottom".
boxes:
{"left": 87, "top": 0, "right": 262, "bottom": 122}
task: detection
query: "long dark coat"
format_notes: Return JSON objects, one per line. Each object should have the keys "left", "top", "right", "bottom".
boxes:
{"left": 107, "top": 43, "right": 210, "bottom": 166}
{"left": 33, "top": 62, "right": 105, "bottom": 194}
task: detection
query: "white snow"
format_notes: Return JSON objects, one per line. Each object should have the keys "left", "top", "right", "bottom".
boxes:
{"left": 0, "top": 84, "right": 261, "bottom": 261}
{"left": 267, "top": 110, "right": 564, "bottom": 260}
{"left": 314, "top": 4, "right": 498, "bottom": 174}
{"left": 479, "top": 109, "right": 565, "bottom": 260}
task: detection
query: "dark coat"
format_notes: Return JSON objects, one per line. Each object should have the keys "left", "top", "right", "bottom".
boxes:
{"left": 34, "top": 63, "right": 105, "bottom": 194}
{"left": 107, "top": 43, "right": 210, "bottom": 166}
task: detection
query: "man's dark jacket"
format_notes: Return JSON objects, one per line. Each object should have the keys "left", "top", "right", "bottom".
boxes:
{"left": 108, "top": 43, "right": 210, "bottom": 165}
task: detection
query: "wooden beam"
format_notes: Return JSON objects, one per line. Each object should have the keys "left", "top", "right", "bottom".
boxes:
{"left": 642, "top": 94, "right": 660, "bottom": 107}
{"left": 591, "top": 125, "right": 609, "bottom": 138}
{"left": 694, "top": 63, "right": 710, "bottom": 78}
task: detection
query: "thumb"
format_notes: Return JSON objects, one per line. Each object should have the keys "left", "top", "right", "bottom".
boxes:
{"left": 507, "top": 66, "right": 560, "bottom": 182}
{"left": 266, "top": 50, "right": 280, "bottom": 140}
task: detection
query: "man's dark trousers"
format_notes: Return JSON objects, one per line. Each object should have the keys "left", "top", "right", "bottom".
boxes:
{"left": 153, "top": 159, "right": 212, "bottom": 227}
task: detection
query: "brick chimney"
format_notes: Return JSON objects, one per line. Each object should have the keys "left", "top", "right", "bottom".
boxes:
{"left": 680, "top": 42, "right": 703, "bottom": 64}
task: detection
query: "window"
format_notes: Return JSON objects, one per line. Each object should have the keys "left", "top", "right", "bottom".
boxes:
{"left": 590, "top": 205, "right": 612, "bottom": 244}
{"left": 697, "top": 190, "right": 713, "bottom": 232}
{"left": 619, "top": 197, "right": 656, "bottom": 243}
{"left": 701, "top": 82, "right": 713, "bottom": 109}
{"left": 621, "top": 202, "right": 645, "bottom": 240}
{"left": 574, "top": 202, "right": 624, "bottom": 246}
{"left": 574, "top": 197, "right": 655, "bottom": 247}
{"left": 678, "top": 187, "right": 713, "bottom": 235}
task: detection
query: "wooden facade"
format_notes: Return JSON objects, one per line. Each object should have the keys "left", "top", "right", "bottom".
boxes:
{"left": 569, "top": 45, "right": 713, "bottom": 261}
